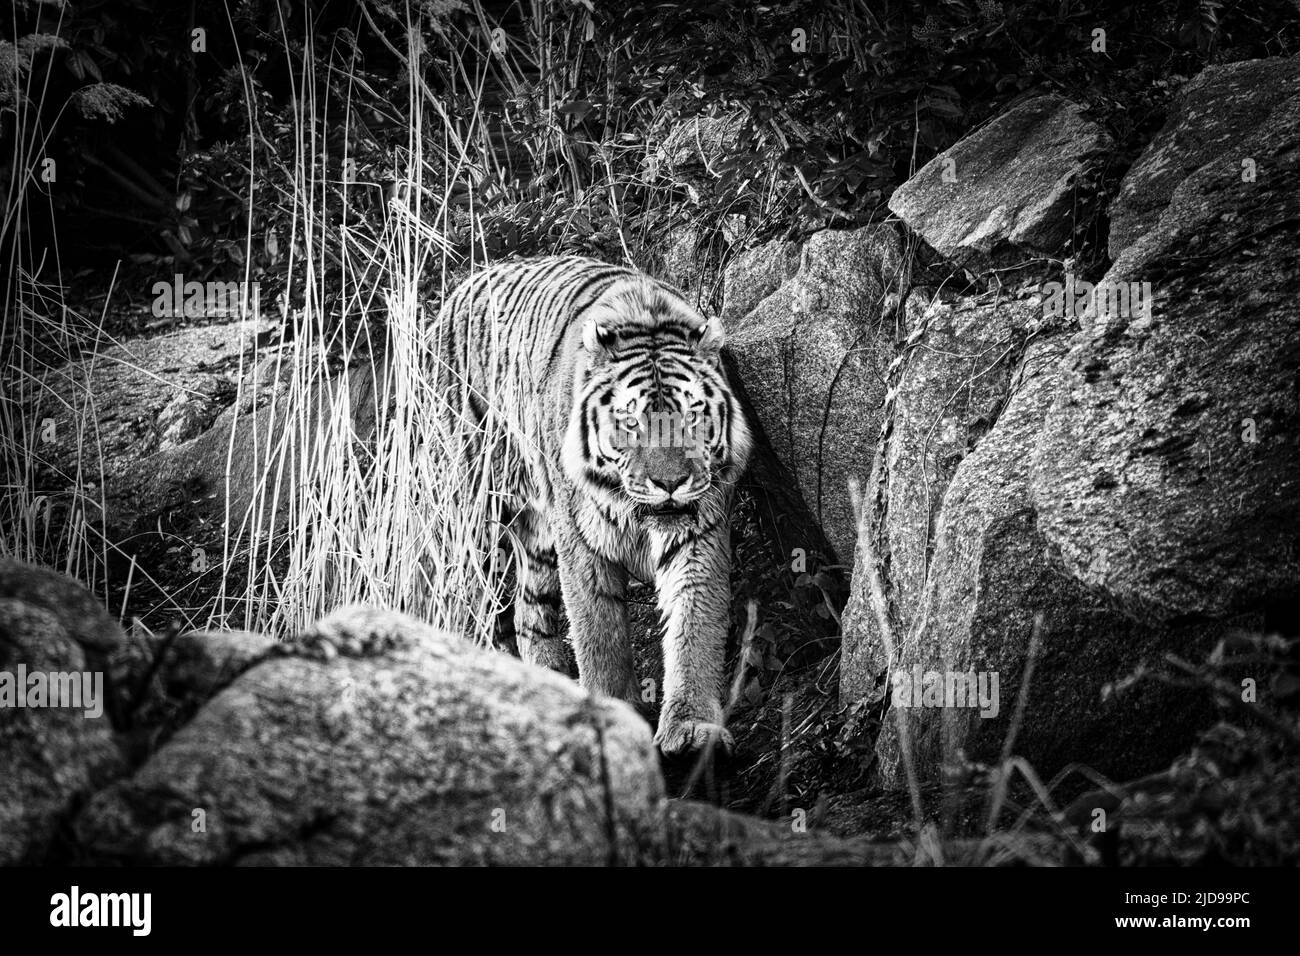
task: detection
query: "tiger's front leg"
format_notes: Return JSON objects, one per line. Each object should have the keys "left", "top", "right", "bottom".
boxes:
{"left": 652, "top": 516, "right": 734, "bottom": 756}
{"left": 554, "top": 518, "right": 640, "bottom": 705}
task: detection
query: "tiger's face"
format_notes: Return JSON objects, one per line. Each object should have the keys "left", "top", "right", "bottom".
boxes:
{"left": 609, "top": 389, "right": 717, "bottom": 518}
{"left": 564, "top": 282, "right": 751, "bottom": 528}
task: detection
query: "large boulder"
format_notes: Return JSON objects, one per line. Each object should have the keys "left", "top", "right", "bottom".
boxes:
{"left": 1108, "top": 56, "right": 1300, "bottom": 258}
{"left": 17, "top": 319, "right": 390, "bottom": 630}
{"left": 0, "top": 560, "right": 124, "bottom": 864}
{"left": 838, "top": 291, "right": 1038, "bottom": 703}
{"left": 74, "top": 605, "right": 666, "bottom": 865}
{"left": 18, "top": 314, "right": 389, "bottom": 540}
{"left": 26, "top": 318, "right": 266, "bottom": 485}
{"left": 888, "top": 94, "right": 1110, "bottom": 270}
{"left": 20, "top": 318, "right": 271, "bottom": 540}
{"left": 870, "top": 338, "right": 1220, "bottom": 786}
{"left": 723, "top": 225, "right": 909, "bottom": 562}
{"left": 1031, "top": 75, "right": 1300, "bottom": 621}
{"left": 851, "top": 60, "right": 1300, "bottom": 789}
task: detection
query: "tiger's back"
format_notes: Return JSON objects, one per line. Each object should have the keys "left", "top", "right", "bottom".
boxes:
{"left": 436, "top": 256, "right": 634, "bottom": 465}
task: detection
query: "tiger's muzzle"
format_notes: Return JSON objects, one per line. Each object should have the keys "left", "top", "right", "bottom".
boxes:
{"left": 623, "top": 443, "right": 712, "bottom": 520}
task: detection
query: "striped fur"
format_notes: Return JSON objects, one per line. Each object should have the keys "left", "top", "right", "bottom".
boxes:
{"left": 435, "top": 255, "right": 752, "bottom": 754}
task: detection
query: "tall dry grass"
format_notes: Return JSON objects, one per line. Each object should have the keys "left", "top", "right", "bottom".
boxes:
{"left": 212, "top": 4, "right": 529, "bottom": 639}
{"left": 1, "top": 3, "right": 517, "bottom": 639}
{"left": 1, "top": 0, "right": 116, "bottom": 605}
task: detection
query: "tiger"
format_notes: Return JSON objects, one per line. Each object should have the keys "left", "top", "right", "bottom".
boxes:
{"left": 433, "top": 255, "right": 752, "bottom": 755}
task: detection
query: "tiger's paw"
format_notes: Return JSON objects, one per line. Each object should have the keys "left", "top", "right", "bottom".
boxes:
{"left": 653, "top": 715, "right": 733, "bottom": 757}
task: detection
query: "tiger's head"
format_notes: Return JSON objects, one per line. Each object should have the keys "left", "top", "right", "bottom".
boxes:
{"left": 563, "top": 277, "right": 752, "bottom": 529}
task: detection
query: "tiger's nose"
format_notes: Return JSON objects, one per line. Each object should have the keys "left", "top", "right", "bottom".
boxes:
{"left": 650, "top": 473, "right": 691, "bottom": 497}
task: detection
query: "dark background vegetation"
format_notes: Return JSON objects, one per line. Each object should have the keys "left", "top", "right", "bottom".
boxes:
{"left": 8, "top": 0, "right": 1300, "bottom": 303}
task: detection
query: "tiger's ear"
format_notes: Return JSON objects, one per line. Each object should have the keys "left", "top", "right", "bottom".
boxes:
{"left": 693, "top": 315, "right": 725, "bottom": 356}
{"left": 582, "top": 319, "right": 616, "bottom": 358}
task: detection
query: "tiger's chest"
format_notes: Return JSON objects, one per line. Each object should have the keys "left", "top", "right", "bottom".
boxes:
{"left": 569, "top": 494, "right": 652, "bottom": 572}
